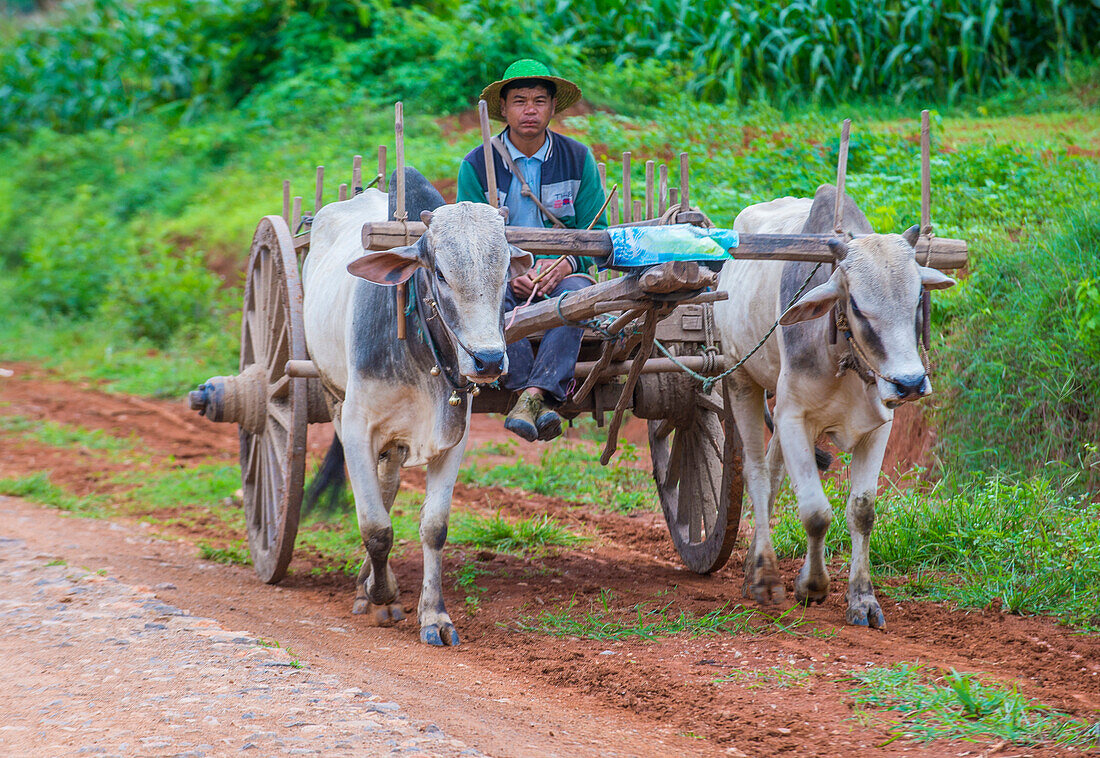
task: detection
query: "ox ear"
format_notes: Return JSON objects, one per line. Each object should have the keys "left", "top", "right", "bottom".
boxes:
{"left": 902, "top": 224, "right": 920, "bottom": 248}
{"left": 779, "top": 275, "right": 842, "bottom": 325}
{"left": 919, "top": 266, "right": 955, "bottom": 291}
{"left": 508, "top": 245, "right": 534, "bottom": 280}
{"left": 346, "top": 244, "right": 421, "bottom": 285}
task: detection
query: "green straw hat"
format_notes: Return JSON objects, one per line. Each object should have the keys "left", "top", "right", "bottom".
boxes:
{"left": 480, "top": 59, "right": 582, "bottom": 121}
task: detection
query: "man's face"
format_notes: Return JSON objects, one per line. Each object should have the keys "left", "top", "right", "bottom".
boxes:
{"left": 500, "top": 85, "right": 555, "bottom": 142}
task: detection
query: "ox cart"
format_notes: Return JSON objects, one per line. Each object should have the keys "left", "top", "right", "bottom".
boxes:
{"left": 188, "top": 106, "right": 967, "bottom": 586}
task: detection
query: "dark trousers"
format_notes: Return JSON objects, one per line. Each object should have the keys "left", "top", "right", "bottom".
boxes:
{"left": 502, "top": 274, "right": 591, "bottom": 405}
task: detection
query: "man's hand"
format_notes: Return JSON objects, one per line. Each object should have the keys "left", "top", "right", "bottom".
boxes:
{"left": 511, "top": 258, "right": 571, "bottom": 298}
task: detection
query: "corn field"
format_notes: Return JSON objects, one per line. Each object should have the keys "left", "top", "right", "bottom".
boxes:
{"left": 522, "top": 0, "right": 1100, "bottom": 103}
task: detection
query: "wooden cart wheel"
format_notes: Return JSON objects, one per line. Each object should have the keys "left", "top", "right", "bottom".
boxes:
{"left": 648, "top": 379, "right": 744, "bottom": 574}
{"left": 238, "top": 215, "right": 308, "bottom": 584}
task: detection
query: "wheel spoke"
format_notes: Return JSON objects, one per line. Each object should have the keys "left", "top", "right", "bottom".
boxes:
{"left": 653, "top": 418, "right": 675, "bottom": 441}
{"left": 268, "top": 374, "right": 290, "bottom": 401}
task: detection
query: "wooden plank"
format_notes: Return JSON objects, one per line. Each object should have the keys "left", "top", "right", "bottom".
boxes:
{"left": 292, "top": 196, "right": 302, "bottom": 233}
{"left": 378, "top": 145, "right": 387, "bottom": 192}
{"left": 282, "top": 180, "right": 291, "bottom": 222}
{"left": 363, "top": 222, "right": 968, "bottom": 269}
{"left": 576, "top": 354, "right": 728, "bottom": 379}
{"left": 352, "top": 155, "right": 362, "bottom": 193}
{"left": 314, "top": 166, "right": 324, "bottom": 217}
{"left": 339, "top": 183, "right": 348, "bottom": 202}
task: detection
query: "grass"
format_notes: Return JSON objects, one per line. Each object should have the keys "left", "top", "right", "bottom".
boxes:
{"left": 198, "top": 540, "right": 250, "bottom": 566}
{"left": 0, "top": 472, "right": 106, "bottom": 516}
{"left": 461, "top": 440, "right": 657, "bottom": 513}
{"left": 0, "top": 414, "right": 141, "bottom": 455}
{"left": 847, "top": 663, "right": 1100, "bottom": 748}
{"left": 768, "top": 471, "right": 1100, "bottom": 630}
{"left": 515, "top": 588, "right": 830, "bottom": 641}
{"left": 713, "top": 664, "right": 820, "bottom": 689}
{"left": 453, "top": 560, "right": 491, "bottom": 615}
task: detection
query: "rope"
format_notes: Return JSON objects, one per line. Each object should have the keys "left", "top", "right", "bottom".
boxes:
{"left": 650, "top": 261, "right": 825, "bottom": 394}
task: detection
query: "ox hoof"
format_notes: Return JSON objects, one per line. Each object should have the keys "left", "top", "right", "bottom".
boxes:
{"left": 420, "top": 623, "right": 461, "bottom": 647}
{"left": 846, "top": 598, "right": 886, "bottom": 629}
{"left": 794, "top": 567, "right": 829, "bottom": 605}
{"left": 353, "top": 599, "right": 406, "bottom": 625}
{"left": 748, "top": 577, "right": 786, "bottom": 604}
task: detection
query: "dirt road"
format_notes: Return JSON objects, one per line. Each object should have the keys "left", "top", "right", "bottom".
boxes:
{"left": 1, "top": 368, "right": 1098, "bottom": 757}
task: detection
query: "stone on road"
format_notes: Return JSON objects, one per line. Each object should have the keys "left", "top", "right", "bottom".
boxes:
{"left": 0, "top": 531, "right": 481, "bottom": 757}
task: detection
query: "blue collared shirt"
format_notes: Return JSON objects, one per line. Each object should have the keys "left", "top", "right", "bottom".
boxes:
{"left": 502, "top": 130, "right": 550, "bottom": 228}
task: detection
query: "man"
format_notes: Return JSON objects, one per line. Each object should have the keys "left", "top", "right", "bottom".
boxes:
{"left": 457, "top": 59, "right": 607, "bottom": 442}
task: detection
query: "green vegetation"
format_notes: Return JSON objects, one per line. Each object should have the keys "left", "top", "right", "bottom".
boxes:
{"left": 713, "top": 664, "right": 819, "bottom": 689}
{"left": 461, "top": 441, "right": 656, "bottom": 512}
{"left": 198, "top": 540, "right": 251, "bottom": 565}
{"left": 516, "top": 588, "right": 826, "bottom": 641}
{"left": 770, "top": 472, "right": 1100, "bottom": 629}
{"left": 0, "top": 414, "right": 139, "bottom": 454}
{"left": 847, "top": 663, "right": 1100, "bottom": 747}
{"left": 0, "top": 472, "right": 106, "bottom": 516}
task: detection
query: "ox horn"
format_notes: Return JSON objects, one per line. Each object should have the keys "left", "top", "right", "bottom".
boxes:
{"left": 420, "top": 210, "right": 433, "bottom": 226}
{"left": 827, "top": 237, "right": 848, "bottom": 261}
{"left": 902, "top": 224, "right": 920, "bottom": 247}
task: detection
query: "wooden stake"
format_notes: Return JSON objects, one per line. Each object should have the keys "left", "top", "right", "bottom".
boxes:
{"left": 477, "top": 100, "right": 499, "bottom": 208}
{"left": 352, "top": 155, "right": 362, "bottom": 194}
{"left": 597, "top": 161, "right": 607, "bottom": 197}
{"left": 314, "top": 166, "right": 324, "bottom": 217}
{"left": 291, "top": 196, "right": 302, "bottom": 233}
{"left": 282, "top": 180, "right": 290, "bottom": 223}
{"left": 920, "top": 109, "right": 932, "bottom": 237}
{"left": 394, "top": 102, "right": 407, "bottom": 340}
{"left": 678, "top": 152, "right": 690, "bottom": 211}
{"left": 658, "top": 164, "right": 668, "bottom": 216}
{"left": 378, "top": 145, "right": 387, "bottom": 192}
{"left": 339, "top": 183, "right": 348, "bottom": 201}
{"left": 633, "top": 200, "right": 643, "bottom": 223}
{"left": 668, "top": 187, "right": 679, "bottom": 210}
{"left": 622, "top": 152, "right": 633, "bottom": 224}
{"left": 833, "top": 118, "right": 851, "bottom": 234}
{"left": 645, "top": 160, "right": 655, "bottom": 220}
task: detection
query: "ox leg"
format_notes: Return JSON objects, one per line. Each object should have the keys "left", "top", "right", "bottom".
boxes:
{"left": 730, "top": 382, "right": 785, "bottom": 603}
{"left": 764, "top": 432, "right": 785, "bottom": 522}
{"left": 776, "top": 414, "right": 832, "bottom": 605}
{"left": 844, "top": 423, "right": 890, "bottom": 629}
{"left": 417, "top": 438, "right": 466, "bottom": 647}
{"left": 342, "top": 418, "right": 405, "bottom": 625}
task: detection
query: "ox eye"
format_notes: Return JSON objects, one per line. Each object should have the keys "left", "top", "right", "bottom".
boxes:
{"left": 435, "top": 269, "right": 447, "bottom": 284}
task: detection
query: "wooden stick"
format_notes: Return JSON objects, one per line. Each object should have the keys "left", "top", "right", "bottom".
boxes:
{"left": 601, "top": 311, "right": 659, "bottom": 464}
{"left": 658, "top": 164, "right": 668, "bottom": 216}
{"left": 645, "top": 160, "right": 655, "bottom": 219}
{"left": 576, "top": 354, "right": 730, "bottom": 379}
{"left": 622, "top": 152, "right": 632, "bottom": 224}
{"left": 352, "top": 155, "right": 362, "bottom": 194}
{"left": 633, "top": 200, "right": 643, "bottom": 223}
{"left": 292, "top": 197, "right": 302, "bottom": 233}
{"left": 920, "top": 109, "right": 932, "bottom": 236}
{"left": 394, "top": 102, "right": 407, "bottom": 340}
{"left": 679, "top": 152, "right": 689, "bottom": 211}
{"left": 477, "top": 100, "right": 499, "bottom": 208}
{"left": 339, "top": 183, "right": 348, "bottom": 202}
{"left": 669, "top": 187, "right": 679, "bottom": 211}
{"left": 282, "top": 180, "right": 291, "bottom": 222}
{"left": 833, "top": 118, "right": 851, "bottom": 234}
{"left": 314, "top": 166, "right": 325, "bottom": 217}
{"left": 378, "top": 145, "right": 387, "bottom": 192}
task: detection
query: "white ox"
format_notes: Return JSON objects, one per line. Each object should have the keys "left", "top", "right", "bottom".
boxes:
{"left": 303, "top": 174, "right": 531, "bottom": 646}
{"left": 714, "top": 185, "right": 954, "bottom": 628}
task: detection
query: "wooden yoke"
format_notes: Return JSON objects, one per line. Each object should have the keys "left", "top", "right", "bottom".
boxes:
{"left": 394, "top": 102, "right": 407, "bottom": 340}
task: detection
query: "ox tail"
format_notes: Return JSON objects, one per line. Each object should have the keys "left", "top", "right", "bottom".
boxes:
{"left": 303, "top": 435, "right": 348, "bottom": 517}
{"left": 762, "top": 398, "right": 833, "bottom": 472}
